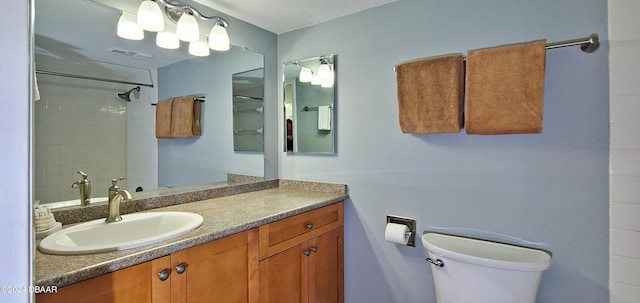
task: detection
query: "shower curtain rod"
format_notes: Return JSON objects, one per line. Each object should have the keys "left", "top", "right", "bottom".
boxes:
{"left": 35, "top": 70, "right": 155, "bottom": 88}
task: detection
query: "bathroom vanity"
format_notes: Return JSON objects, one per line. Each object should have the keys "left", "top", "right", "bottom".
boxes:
{"left": 35, "top": 180, "right": 347, "bottom": 303}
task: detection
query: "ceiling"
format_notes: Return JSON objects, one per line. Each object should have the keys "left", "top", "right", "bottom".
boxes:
{"left": 34, "top": 0, "right": 397, "bottom": 73}
{"left": 194, "top": 0, "right": 398, "bottom": 34}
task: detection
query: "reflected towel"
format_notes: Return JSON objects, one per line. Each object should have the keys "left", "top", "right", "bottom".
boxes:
{"left": 395, "top": 53, "right": 465, "bottom": 134}
{"left": 171, "top": 96, "right": 200, "bottom": 138}
{"left": 465, "top": 39, "right": 547, "bottom": 135}
{"left": 33, "top": 63, "right": 40, "bottom": 102}
{"left": 155, "top": 98, "right": 173, "bottom": 139}
{"left": 318, "top": 106, "right": 331, "bottom": 130}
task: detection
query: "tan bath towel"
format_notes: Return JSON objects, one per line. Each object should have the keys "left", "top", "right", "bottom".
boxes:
{"left": 192, "top": 100, "right": 201, "bottom": 136}
{"left": 171, "top": 96, "right": 200, "bottom": 138}
{"left": 465, "top": 39, "right": 547, "bottom": 135}
{"left": 155, "top": 98, "right": 173, "bottom": 139}
{"left": 396, "top": 53, "right": 465, "bottom": 134}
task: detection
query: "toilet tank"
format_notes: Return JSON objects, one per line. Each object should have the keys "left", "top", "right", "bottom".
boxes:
{"left": 422, "top": 232, "right": 551, "bottom": 303}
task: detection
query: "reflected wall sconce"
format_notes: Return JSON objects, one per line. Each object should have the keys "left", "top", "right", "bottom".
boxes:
{"left": 297, "top": 57, "right": 334, "bottom": 87}
{"left": 117, "top": 0, "right": 230, "bottom": 56}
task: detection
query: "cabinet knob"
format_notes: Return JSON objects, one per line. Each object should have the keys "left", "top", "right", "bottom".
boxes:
{"left": 175, "top": 262, "right": 188, "bottom": 274}
{"left": 306, "top": 223, "right": 314, "bottom": 229}
{"left": 311, "top": 246, "right": 318, "bottom": 253}
{"left": 158, "top": 268, "right": 171, "bottom": 281}
{"left": 303, "top": 249, "right": 311, "bottom": 256}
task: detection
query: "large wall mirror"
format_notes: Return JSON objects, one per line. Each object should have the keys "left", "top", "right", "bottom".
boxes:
{"left": 283, "top": 54, "right": 336, "bottom": 154}
{"left": 34, "top": 0, "right": 264, "bottom": 206}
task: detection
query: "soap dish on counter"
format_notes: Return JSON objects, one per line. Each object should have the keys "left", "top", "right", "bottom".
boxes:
{"left": 36, "top": 222, "right": 62, "bottom": 240}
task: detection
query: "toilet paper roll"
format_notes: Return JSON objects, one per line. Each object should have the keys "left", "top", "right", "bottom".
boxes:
{"left": 385, "top": 223, "right": 410, "bottom": 245}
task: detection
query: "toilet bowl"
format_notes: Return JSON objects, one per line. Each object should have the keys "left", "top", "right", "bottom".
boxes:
{"left": 421, "top": 232, "right": 551, "bottom": 303}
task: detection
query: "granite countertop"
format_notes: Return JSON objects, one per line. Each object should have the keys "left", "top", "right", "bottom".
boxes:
{"left": 35, "top": 180, "right": 348, "bottom": 288}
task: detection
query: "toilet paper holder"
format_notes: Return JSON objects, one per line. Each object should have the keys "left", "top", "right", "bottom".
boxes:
{"left": 387, "top": 215, "right": 416, "bottom": 247}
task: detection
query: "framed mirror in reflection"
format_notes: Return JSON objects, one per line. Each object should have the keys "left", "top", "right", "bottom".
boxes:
{"left": 283, "top": 54, "right": 336, "bottom": 154}
{"left": 34, "top": 0, "right": 265, "bottom": 207}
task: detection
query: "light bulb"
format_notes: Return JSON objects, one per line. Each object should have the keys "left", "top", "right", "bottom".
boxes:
{"left": 117, "top": 12, "right": 144, "bottom": 40}
{"left": 321, "top": 69, "right": 335, "bottom": 87}
{"left": 137, "top": 0, "right": 164, "bottom": 32}
{"left": 156, "top": 31, "right": 179, "bottom": 49}
{"left": 208, "top": 23, "right": 230, "bottom": 51}
{"left": 189, "top": 40, "right": 210, "bottom": 57}
{"left": 176, "top": 13, "right": 199, "bottom": 42}
{"left": 311, "top": 74, "right": 322, "bottom": 86}
{"left": 299, "top": 68, "right": 312, "bottom": 82}
{"left": 318, "top": 63, "right": 332, "bottom": 79}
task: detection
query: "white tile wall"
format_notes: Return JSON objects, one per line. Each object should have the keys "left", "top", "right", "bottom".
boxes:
{"left": 126, "top": 70, "right": 158, "bottom": 193}
{"left": 609, "top": 0, "right": 640, "bottom": 301}
{"left": 33, "top": 56, "right": 158, "bottom": 203}
{"left": 34, "top": 75, "right": 127, "bottom": 203}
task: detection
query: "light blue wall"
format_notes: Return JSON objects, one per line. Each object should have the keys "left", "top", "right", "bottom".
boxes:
{"left": 278, "top": 0, "right": 609, "bottom": 302}
{"left": 157, "top": 49, "right": 263, "bottom": 187}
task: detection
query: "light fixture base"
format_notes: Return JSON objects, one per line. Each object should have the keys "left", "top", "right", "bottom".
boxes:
{"left": 164, "top": 6, "right": 184, "bottom": 24}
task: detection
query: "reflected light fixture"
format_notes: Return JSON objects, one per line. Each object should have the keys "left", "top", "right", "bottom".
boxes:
{"left": 117, "top": 12, "right": 144, "bottom": 40}
{"left": 299, "top": 67, "right": 312, "bottom": 82}
{"left": 321, "top": 72, "right": 334, "bottom": 88}
{"left": 137, "top": 0, "right": 164, "bottom": 31}
{"left": 311, "top": 74, "right": 322, "bottom": 86}
{"left": 318, "top": 59, "right": 332, "bottom": 80}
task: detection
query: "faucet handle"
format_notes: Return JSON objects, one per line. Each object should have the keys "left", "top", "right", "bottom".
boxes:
{"left": 111, "top": 177, "right": 125, "bottom": 186}
{"left": 77, "top": 171, "right": 88, "bottom": 179}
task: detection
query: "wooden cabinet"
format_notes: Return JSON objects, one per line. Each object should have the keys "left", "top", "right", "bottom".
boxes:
{"left": 171, "top": 228, "right": 259, "bottom": 303}
{"left": 37, "top": 255, "right": 171, "bottom": 303}
{"left": 258, "top": 202, "right": 344, "bottom": 303}
{"left": 37, "top": 229, "right": 258, "bottom": 303}
{"left": 37, "top": 203, "right": 344, "bottom": 303}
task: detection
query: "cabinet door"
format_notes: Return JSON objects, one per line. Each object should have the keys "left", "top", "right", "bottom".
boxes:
{"left": 259, "top": 243, "right": 307, "bottom": 303}
{"left": 171, "top": 229, "right": 259, "bottom": 303}
{"left": 36, "top": 256, "right": 171, "bottom": 303}
{"left": 260, "top": 226, "right": 344, "bottom": 303}
{"left": 309, "top": 226, "right": 344, "bottom": 303}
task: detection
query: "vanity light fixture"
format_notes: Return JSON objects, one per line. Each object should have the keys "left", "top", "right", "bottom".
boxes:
{"left": 117, "top": 12, "right": 144, "bottom": 40}
{"left": 156, "top": 30, "right": 180, "bottom": 49}
{"left": 189, "top": 39, "right": 210, "bottom": 57}
{"left": 137, "top": 0, "right": 164, "bottom": 32}
{"left": 120, "top": 0, "right": 231, "bottom": 56}
{"left": 208, "top": 20, "right": 230, "bottom": 51}
{"left": 176, "top": 12, "right": 199, "bottom": 42}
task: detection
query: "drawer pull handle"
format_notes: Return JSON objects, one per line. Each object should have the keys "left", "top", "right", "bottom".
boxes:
{"left": 306, "top": 223, "right": 314, "bottom": 229}
{"left": 176, "top": 262, "right": 188, "bottom": 274}
{"left": 158, "top": 268, "right": 171, "bottom": 281}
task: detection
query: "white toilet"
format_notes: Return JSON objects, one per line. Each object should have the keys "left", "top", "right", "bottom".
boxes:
{"left": 421, "top": 232, "right": 551, "bottom": 303}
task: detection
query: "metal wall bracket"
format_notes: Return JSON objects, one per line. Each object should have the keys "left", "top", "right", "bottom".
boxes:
{"left": 387, "top": 215, "right": 416, "bottom": 247}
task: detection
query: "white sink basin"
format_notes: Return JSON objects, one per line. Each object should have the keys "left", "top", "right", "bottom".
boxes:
{"left": 39, "top": 211, "right": 204, "bottom": 255}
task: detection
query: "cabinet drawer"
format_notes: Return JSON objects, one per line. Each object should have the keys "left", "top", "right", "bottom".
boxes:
{"left": 259, "top": 202, "right": 343, "bottom": 259}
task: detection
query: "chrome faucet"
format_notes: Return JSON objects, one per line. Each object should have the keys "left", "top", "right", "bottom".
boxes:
{"left": 71, "top": 171, "right": 91, "bottom": 206}
{"left": 106, "top": 189, "right": 132, "bottom": 223}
